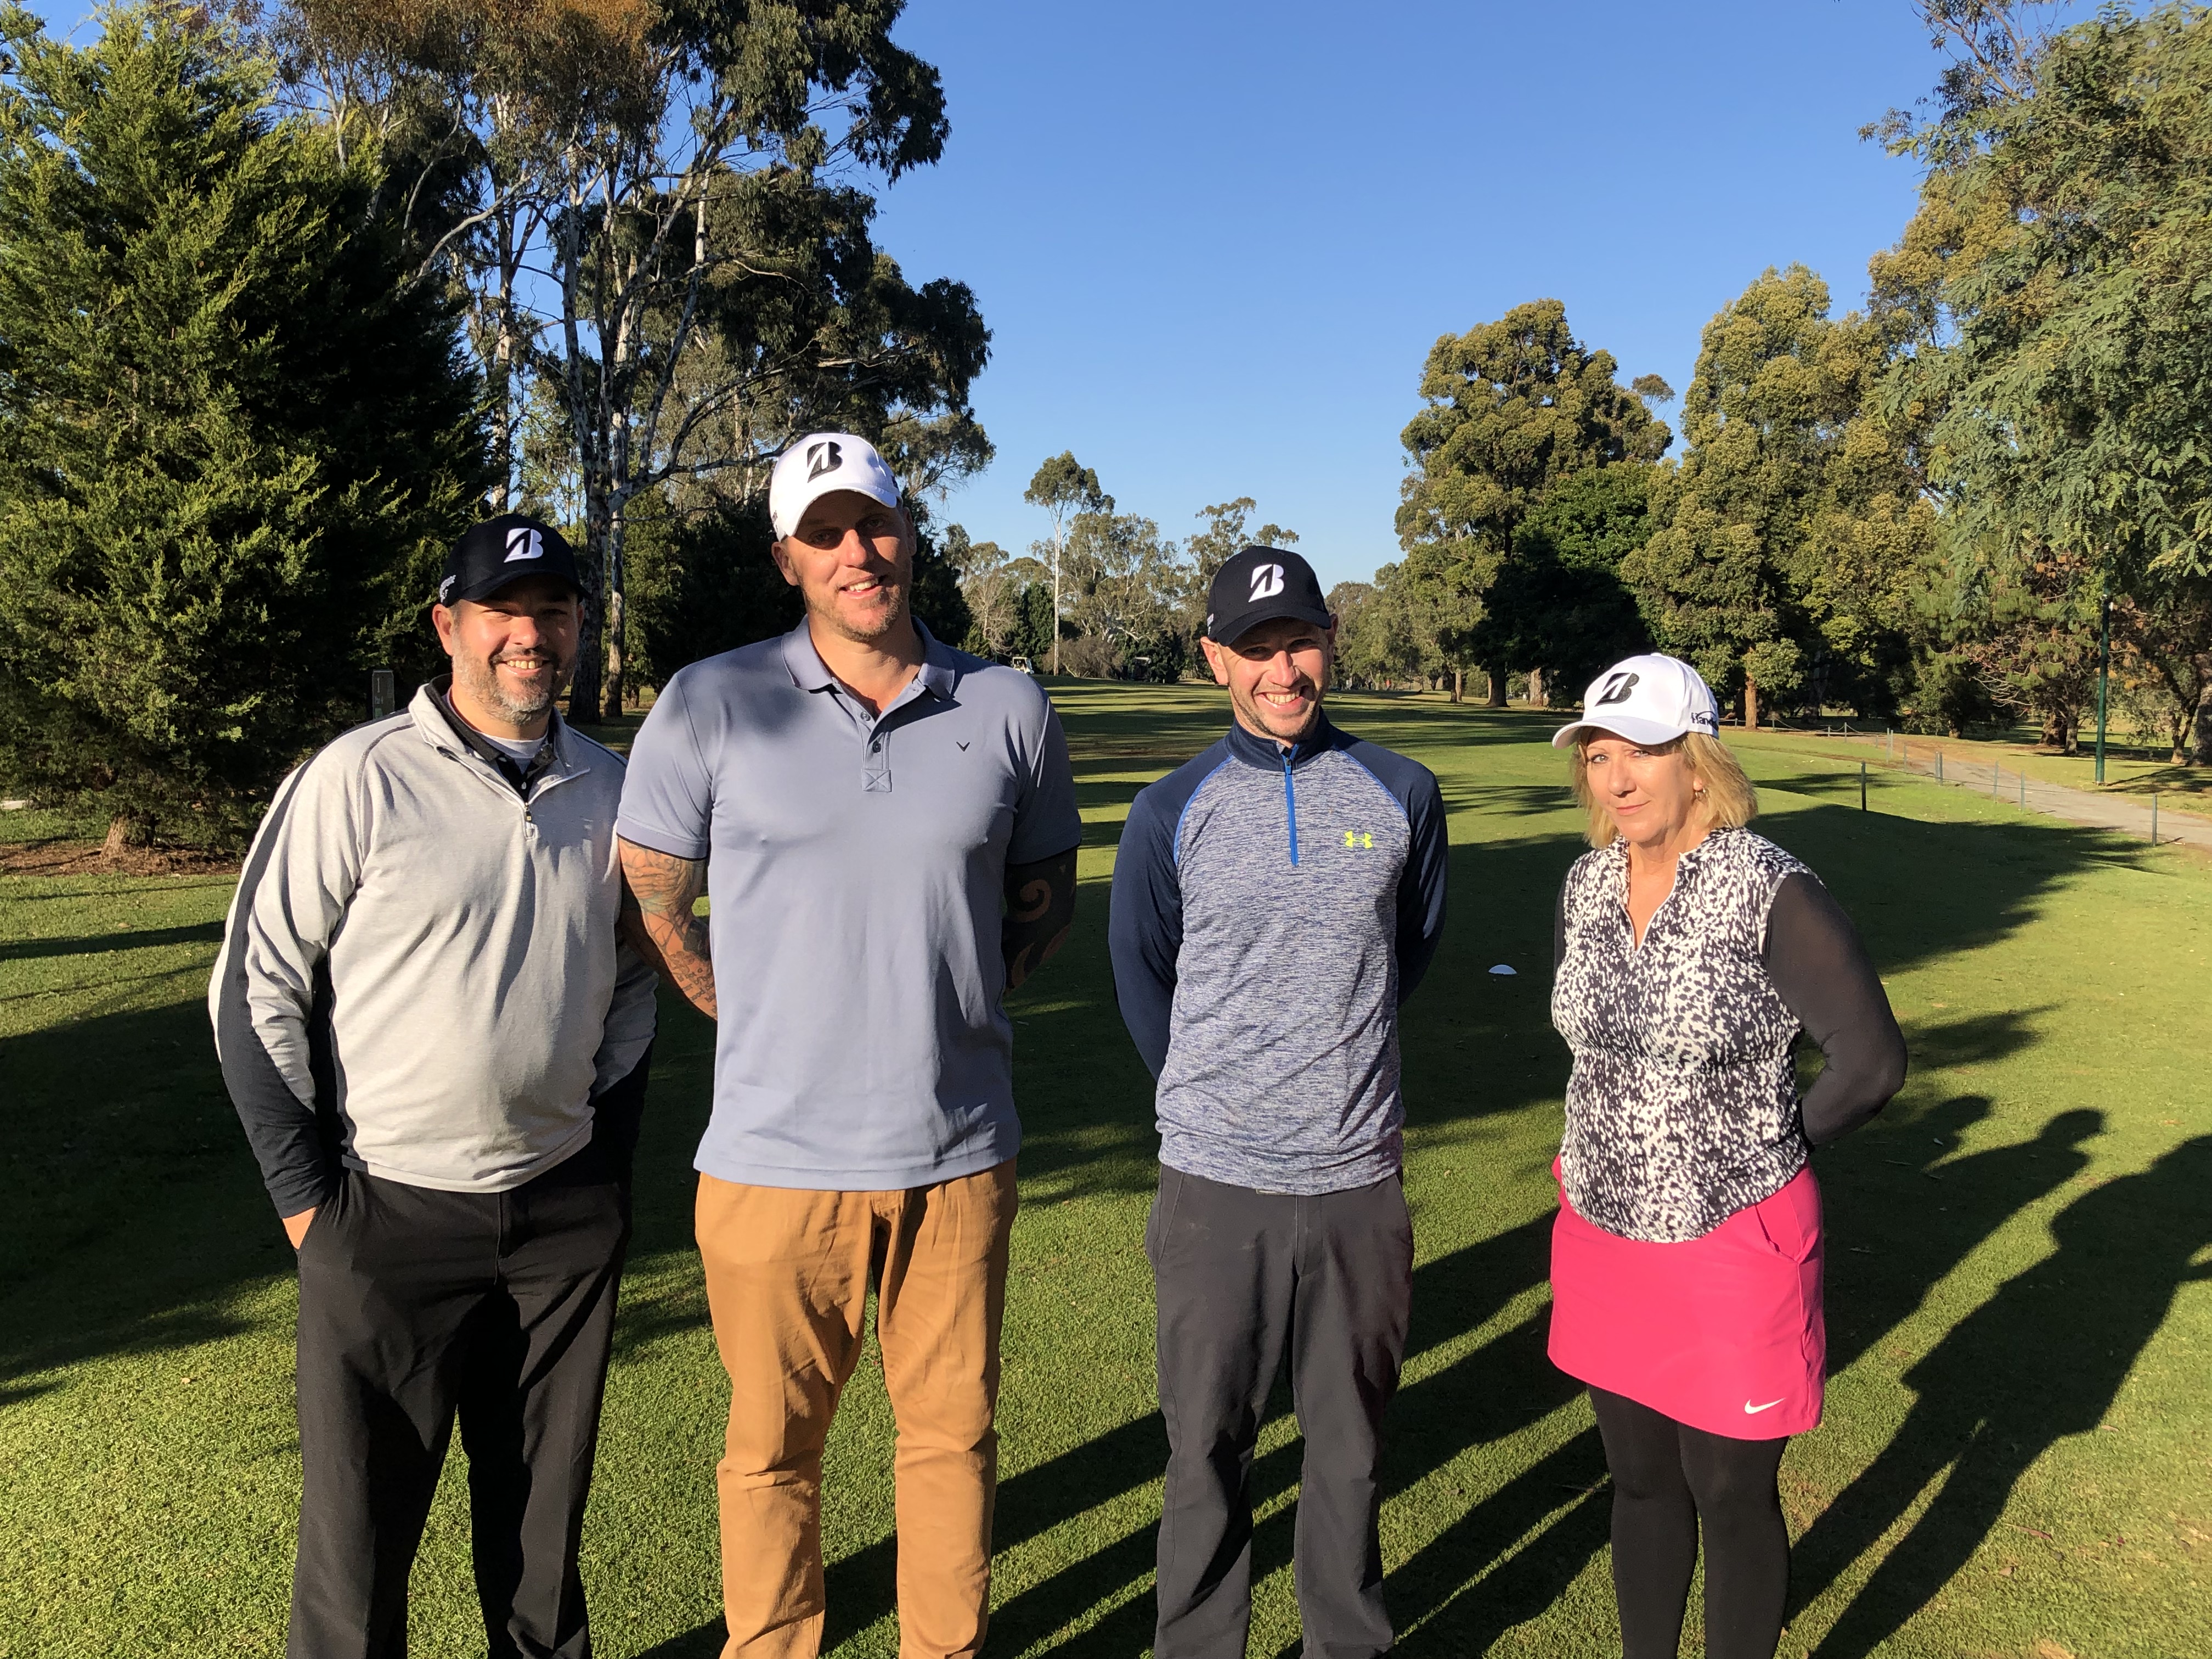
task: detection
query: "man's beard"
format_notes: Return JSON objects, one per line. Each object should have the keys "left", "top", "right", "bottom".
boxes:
{"left": 809, "top": 577, "right": 909, "bottom": 645}
{"left": 456, "top": 649, "right": 568, "bottom": 722}
{"left": 1231, "top": 677, "right": 1323, "bottom": 742}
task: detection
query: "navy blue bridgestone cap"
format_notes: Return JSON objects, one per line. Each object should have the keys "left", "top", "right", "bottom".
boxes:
{"left": 1205, "top": 545, "right": 1332, "bottom": 644}
{"left": 439, "top": 514, "right": 583, "bottom": 607}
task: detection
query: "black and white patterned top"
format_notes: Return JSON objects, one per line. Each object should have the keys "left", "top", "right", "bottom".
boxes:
{"left": 1550, "top": 827, "right": 1907, "bottom": 1243}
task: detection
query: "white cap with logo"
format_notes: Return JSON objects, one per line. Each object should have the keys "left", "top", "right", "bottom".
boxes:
{"left": 768, "top": 432, "right": 903, "bottom": 539}
{"left": 1551, "top": 653, "right": 1722, "bottom": 749}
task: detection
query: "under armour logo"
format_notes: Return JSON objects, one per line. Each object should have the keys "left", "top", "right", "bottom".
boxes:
{"left": 1594, "top": 671, "right": 1640, "bottom": 707}
{"left": 1249, "top": 563, "right": 1285, "bottom": 602}
{"left": 504, "top": 528, "right": 544, "bottom": 563}
{"left": 807, "top": 441, "right": 843, "bottom": 481}
{"left": 1344, "top": 830, "right": 1374, "bottom": 850}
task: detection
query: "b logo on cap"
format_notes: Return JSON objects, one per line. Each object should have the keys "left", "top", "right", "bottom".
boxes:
{"left": 1249, "top": 563, "right": 1285, "bottom": 602}
{"left": 1595, "top": 671, "right": 1640, "bottom": 707}
{"left": 807, "top": 441, "right": 842, "bottom": 481}
{"left": 504, "top": 528, "right": 544, "bottom": 563}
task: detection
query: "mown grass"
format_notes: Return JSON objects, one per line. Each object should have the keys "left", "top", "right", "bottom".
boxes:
{"left": 3, "top": 686, "right": 2208, "bottom": 1658}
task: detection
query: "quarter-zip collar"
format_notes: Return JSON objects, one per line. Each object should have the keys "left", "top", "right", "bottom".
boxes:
{"left": 1222, "top": 713, "right": 1342, "bottom": 868}
{"left": 412, "top": 679, "right": 586, "bottom": 801}
{"left": 1222, "top": 712, "right": 1342, "bottom": 772}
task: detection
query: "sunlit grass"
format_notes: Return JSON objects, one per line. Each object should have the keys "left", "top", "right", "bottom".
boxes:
{"left": 3, "top": 686, "right": 2207, "bottom": 1658}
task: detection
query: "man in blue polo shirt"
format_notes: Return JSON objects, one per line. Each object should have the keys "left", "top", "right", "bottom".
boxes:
{"left": 1110, "top": 546, "right": 1449, "bottom": 1659}
{"left": 615, "top": 433, "right": 1080, "bottom": 1659}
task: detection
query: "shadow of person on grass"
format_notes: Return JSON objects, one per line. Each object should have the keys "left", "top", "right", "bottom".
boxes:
{"left": 1790, "top": 1134, "right": 2212, "bottom": 1656}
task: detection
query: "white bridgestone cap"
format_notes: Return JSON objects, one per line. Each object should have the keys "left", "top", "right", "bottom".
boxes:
{"left": 768, "top": 432, "right": 903, "bottom": 539}
{"left": 1551, "top": 653, "right": 1722, "bottom": 748}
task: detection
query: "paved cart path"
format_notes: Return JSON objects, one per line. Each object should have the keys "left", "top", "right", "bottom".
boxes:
{"left": 1816, "top": 732, "right": 2212, "bottom": 851}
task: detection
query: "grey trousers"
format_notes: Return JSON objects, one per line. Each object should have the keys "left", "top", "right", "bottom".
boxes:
{"left": 1147, "top": 1166, "right": 1414, "bottom": 1659}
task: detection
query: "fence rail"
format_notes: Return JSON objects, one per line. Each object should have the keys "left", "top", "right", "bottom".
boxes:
{"left": 1772, "top": 727, "right": 2198, "bottom": 850}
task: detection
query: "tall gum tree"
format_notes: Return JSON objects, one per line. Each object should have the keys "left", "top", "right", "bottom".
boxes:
{"left": 278, "top": 0, "right": 987, "bottom": 719}
{"left": 1872, "top": 2, "right": 2212, "bottom": 754}
{"left": 1624, "top": 266, "right": 1921, "bottom": 729}
{"left": 1396, "top": 299, "right": 1669, "bottom": 703}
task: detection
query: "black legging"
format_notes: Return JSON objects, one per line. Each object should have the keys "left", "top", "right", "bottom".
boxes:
{"left": 1589, "top": 1387, "right": 1791, "bottom": 1659}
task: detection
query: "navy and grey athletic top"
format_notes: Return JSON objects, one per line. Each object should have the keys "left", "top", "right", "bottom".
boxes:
{"left": 1109, "top": 716, "right": 1449, "bottom": 1195}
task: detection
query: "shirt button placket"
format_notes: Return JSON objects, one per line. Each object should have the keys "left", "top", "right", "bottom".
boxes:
{"left": 864, "top": 725, "right": 891, "bottom": 793}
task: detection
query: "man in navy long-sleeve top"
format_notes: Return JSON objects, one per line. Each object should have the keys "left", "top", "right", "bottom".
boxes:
{"left": 1109, "top": 546, "right": 1448, "bottom": 1659}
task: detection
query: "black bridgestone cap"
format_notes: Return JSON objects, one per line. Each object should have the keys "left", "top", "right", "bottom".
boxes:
{"left": 1205, "top": 545, "right": 1332, "bottom": 645}
{"left": 439, "top": 514, "right": 582, "bottom": 607}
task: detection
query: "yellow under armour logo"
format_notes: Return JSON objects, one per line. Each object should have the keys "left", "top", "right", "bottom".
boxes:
{"left": 1344, "top": 830, "right": 1373, "bottom": 850}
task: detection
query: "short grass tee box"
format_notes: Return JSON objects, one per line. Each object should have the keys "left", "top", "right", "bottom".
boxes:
{"left": 614, "top": 620, "right": 1081, "bottom": 1191}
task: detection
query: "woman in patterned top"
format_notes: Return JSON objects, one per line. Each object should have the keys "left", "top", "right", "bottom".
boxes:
{"left": 1545, "top": 654, "right": 1906, "bottom": 1659}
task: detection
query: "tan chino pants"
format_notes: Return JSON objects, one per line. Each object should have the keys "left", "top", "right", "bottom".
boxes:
{"left": 696, "top": 1160, "right": 1018, "bottom": 1659}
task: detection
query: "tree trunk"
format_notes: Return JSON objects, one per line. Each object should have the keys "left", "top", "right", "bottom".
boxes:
{"left": 1743, "top": 675, "right": 1760, "bottom": 732}
{"left": 602, "top": 587, "right": 627, "bottom": 718}
{"left": 568, "top": 476, "right": 607, "bottom": 724}
{"left": 2193, "top": 690, "right": 2212, "bottom": 765}
{"left": 1450, "top": 668, "right": 1463, "bottom": 704}
{"left": 103, "top": 811, "right": 153, "bottom": 862}
{"left": 1528, "top": 666, "right": 1545, "bottom": 709}
{"left": 1485, "top": 667, "right": 1506, "bottom": 708}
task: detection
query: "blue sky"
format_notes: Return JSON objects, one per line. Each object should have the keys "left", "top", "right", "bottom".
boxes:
{"left": 866, "top": 0, "right": 1977, "bottom": 588}
{"left": 25, "top": 2, "right": 2081, "bottom": 589}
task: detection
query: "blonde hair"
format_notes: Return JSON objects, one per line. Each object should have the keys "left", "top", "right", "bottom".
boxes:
{"left": 1568, "top": 731, "right": 1757, "bottom": 849}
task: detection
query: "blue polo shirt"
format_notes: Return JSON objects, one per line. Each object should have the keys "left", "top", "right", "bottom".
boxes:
{"left": 616, "top": 621, "right": 1081, "bottom": 1190}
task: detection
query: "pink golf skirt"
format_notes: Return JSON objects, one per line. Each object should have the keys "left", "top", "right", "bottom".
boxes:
{"left": 1547, "top": 1159, "right": 1826, "bottom": 1440}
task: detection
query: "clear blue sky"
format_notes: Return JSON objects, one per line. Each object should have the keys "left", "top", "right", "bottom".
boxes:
{"left": 867, "top": 0, "right": 1985, "bottom": 589}
{"left": 25, "top": 2, "right": 2085, "bottom": 589}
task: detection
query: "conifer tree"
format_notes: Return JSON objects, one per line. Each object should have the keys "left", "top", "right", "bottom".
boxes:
{"left": 0, "top": 3, "right": 486, "bottom": 851}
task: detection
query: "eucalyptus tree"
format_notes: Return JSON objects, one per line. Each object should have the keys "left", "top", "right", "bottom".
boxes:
{"left": 1396, "top": 299, "right": 1669, "bottom": 702}
{"left": 276, "top": 0, "right": 990, "bottom": 718}
{"left": 1024, "top": 452, "right": 1111, "bottom": 674}
{"left": 1872, "top": 2, "right": 2212, "bottom": 752}
{"left": 1624, "top": 266, "right": 1923, "bottom": 728}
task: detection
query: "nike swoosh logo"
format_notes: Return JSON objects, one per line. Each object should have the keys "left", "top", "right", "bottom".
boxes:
{"left": 1744, "top": 1398, "right": 1785, "bottom": 1414}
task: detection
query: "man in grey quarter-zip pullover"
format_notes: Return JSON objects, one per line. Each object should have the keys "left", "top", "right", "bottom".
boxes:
{"left": 1110, "top": 546, "right": 1448, "bottom": 1659}
{"left": 210, "top": 515, "right": 656, "bottom": 1659}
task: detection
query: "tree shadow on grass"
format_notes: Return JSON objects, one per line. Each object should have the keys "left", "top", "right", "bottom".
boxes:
{"left": 1792, "top": 1135, "right": 2212, "bottom": 1656}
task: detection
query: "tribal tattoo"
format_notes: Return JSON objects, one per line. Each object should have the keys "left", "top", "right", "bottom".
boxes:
{"left": 1003, "top": 847, "right": 1079, "bottom": 992}
{"left": 618, "top": 839, "right": 717, "bottom": 1019}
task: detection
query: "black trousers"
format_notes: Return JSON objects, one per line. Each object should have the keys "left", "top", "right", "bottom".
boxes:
{"left": 1147, "top": 1167, "right": 1414, "bottom": 1659}
{"left": 1589, "top": 1386, "right": 1791, "bottom": 1659}
{"left": 289, "top": 1138, "right": 631, "bottom": 1659}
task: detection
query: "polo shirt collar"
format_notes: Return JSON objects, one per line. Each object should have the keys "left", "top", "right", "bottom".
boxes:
{"left": 778, "top": 618, "right": 957, "bottom": 703}
{"left": 1225, "top": 712, "right": 1344, "bottom": 771}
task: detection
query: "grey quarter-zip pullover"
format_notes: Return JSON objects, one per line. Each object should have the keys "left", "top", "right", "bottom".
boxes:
{"left": 210, "top": 682, "right": 657, "bottom": 1214}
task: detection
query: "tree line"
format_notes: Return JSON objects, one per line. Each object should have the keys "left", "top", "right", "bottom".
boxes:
{"left": 964, "top": 1, "right": 2212, "bottom": 765}
{"left": 1348, "top": 0, "right": 2212, "bottom": 760}
{"left": 0, "top": 0, "right": 986, "bottom": 851}
{"left": 2, "top": 1, "right": 2207, "bottom": 855}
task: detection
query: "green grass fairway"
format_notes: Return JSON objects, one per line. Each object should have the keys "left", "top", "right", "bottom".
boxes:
{"left": 4, "top": 686, "right": 2209, "bottom": 1658}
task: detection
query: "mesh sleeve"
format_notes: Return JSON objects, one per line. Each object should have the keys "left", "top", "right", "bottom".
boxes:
{"left": 1764, "top": 873, "right": 1908, "bottom": 1146}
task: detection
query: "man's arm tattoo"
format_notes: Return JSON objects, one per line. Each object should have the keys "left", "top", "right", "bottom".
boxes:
{"left": 618, "top": 839, "right": 717, "bottom": 1020}
{"left": 1003, "top": 847, "right": 1079, "bottom": 992}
